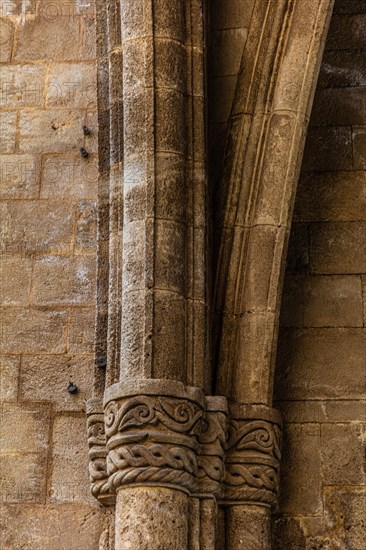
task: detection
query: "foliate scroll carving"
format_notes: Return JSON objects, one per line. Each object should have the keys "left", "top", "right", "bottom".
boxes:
{"left": 224, "top": 407, "right": 282, "bottom": 506}
{"left": 104, "top": 391, "right": 205, "bottom": 493}
{"left": 86, "top": 399, "right": 115, "bottom": 505}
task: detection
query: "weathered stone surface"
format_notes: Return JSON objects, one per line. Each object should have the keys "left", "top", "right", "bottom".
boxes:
{"left": 0, "top": 308, "right": 68, "bottom": 354}
{"left": 50, "top": 415, "right": 92, "bottom": 503}
{"left": 302, "top": 127, "right": 353, "bottom": 171}
{"left": 31, "top": 255, "right": 96, "bottom": 305}
{"left": 279, "top": 424, "right": 322, "bottom": 515}
{"left": 20, "top": 355, "right": 94, "bottom": 411}
{"left": 353, "top": 126, "right": 366, "bottom": 170}
{"left": 226, "top": 506, "right": 271, "bottom": 550}
{"left": 115, "top": 487, "right": 189, "bottom": 550}
{"left": 276, "top": 328, "right": 366, "bottom": 399}
{"left": 41, "top": 154, "right": 98, "bottom": 199}
{"left": 0, "top": 64, "right": 45, "bottom": 109}
{"left": 75, "top": 201, "right": 97, "bottom": 252}
{"left": 294, "top": 171, "right": 366, "bottom": 222}
{"left": 310, "top": 222, "right": 366, "bottom": 274}
{"left": 0, "top": 18, "right": 14, "bottom": 62}
{"left": 0, "top": 112, "right": 17, "bottom": 154}
{"left": 46, "top": 62, "right": 96, "bottom": 108}
{"left": 0, "top": 356, "right": 19, "bottom": 401}
{"left": 0, "top": 201, "right": 74, "bottom": 254}
{"left": 0, "top": 504, "right": 106, "bottom": 549}
{"left": 311, "top": 87, "right": 366, "bottom": 126}
{"left": 0, "top": 402, "right": 51, "bottom": 453}
{"left": 68, "top": 307, "right": 95, "bottom": 353}
{"left": 281, "top": 275, "right": 363, "bottom": 327}
{"left": 326, "top": 14, "right": 366, "bottom": 50}
{"left": 321, "top": 424, "right": 366, "bottom": 485}
{"left": 318, "top": 50, "right": 366, "bottom": 87}
{"left": 0, "top": 154, "right": 40, "bottom": 198}
{"left": 0, "top": 453, "right": 47, "bottom": 503}
{"left": 0, "top": 255, "right": 32, "bottom": 305}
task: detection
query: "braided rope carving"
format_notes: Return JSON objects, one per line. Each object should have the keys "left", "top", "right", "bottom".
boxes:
{"left": 224, "top": 419, "right": 282, "bottom": 505}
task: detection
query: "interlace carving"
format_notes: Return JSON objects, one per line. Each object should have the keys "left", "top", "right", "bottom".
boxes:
{"left": 104, "top": 395, "right": 204, "bottom": 492}
{"left": 224, "top": 419, "right": 282, "bottom": 505}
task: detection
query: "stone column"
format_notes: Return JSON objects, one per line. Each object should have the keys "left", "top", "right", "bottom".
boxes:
{"left": 222, "top": 405, "right": 282, "bottom": 550}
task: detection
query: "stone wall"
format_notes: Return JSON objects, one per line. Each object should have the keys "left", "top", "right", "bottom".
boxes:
{"left": 274, "top": 1, "right": 366, "bottom": 547}
{"left": 0, "top": 2, "right": 107, "bottom": 547}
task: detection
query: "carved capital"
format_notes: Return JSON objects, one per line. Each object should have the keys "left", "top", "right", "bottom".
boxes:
{"left": 86, "top": 398, "right": 115, "bottom": 505}
{"left": 103, "top": 381, "right": 206, "bottom": 494}
{"left": 223, "top": 405, "right": 282, "bottom": 507}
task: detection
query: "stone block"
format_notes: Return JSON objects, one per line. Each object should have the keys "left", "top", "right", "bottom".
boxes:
{"left": 294, "top": 171, "right": 366, "bottom": 222}
{"left": 0, "top": 308, "right": 68, "bottom": 354}
{"left": 286, "top": 223, "right": 309, "bottom": 273}
{"left": 0, "top": 112, "right": 17, "bottom": 154}
{"left": 209, "top": 75, "right": 237, "bottom": 124}
{"left": 0, "top": 200, "right": 74, "bottom": 254}
{"left": 281, "top": 275, "right": 363, "bottom": 327}
{"left": 318, "top": 50, "right": 366, "bottom": 87}
{"left": 0, "top": 154, "right": 40, "bottom": 198}
{"left": 334, "top": 0, "right": 366, "bottom": 13}
{"left": 310, "top": 222, "right": 366, "bottom": 274}
{"left": 211, "top": 0, "right": 255, "bottom": 30}
{"left": 50, "top": 415, "right": 91, "bottom": 503}
{"left": 0, "top": 18, "right": 14, "bottom": 62}
{"left": 0, "top": 64, "right": 45, "bottom": 110}
{"left": 210, "top": 29, "right": 248, "bottom": 76}
{"left": 326, "top": 14, "right": 366, "bottom": 50}
{"left": 353, "top": 126, "right": 366, "bottom": 169}
{"left": 302, "top": 127, "right": 353, "bottom": 171}
{"left": 15, "top": 16, "right": 81, "bottom": 61}
{"left": 0, "top": 504, "right": 106, "bottom": 549}
{"left": 311, "top": 87, "right": 366, "bottom": 126}
{"left": 0, "top": 402, "right": 50, "bottom": 453}
{"left": 362, "top": 276, "right": 366, "bottom": 324}
{"left": 279, "top": 423, "right": 322, "bottom": 515}
{"left": 80, "top": 13, "right": 96, "bottom": 60}
{"left": 321, "top": 424, "right": 366, "bottom": 485}
{"left": 41, "top": 153, "right": 98, "bottom": 199}
{"left": 276, "top": 328, "right": 366, "bottom": 400}
{"left": 46, "top": 62, "right": 96, "bottom": 108}
{"left": 0, "top": 453, "right": 47, "bottom": 503}
{"left": 68, "top": 307, "right": 95, "bottom": 353}
{"left": 272, "top": 518, "right": 306, "bottom": 550}
{"left": 19, "top": 109, "right": 86, "bottom": 153}
{"left": 0, "top": 356, "right": 19, "bottom": 401}
{"left": 20, "top": 355, "right": 94, "bottom": 411}
{"left": 0, "top": 255, "right": 32, "bottom": 305}
{"left": 31, "top": 255, "right": 96, "bottom": 306}
{"left": 75, "top": 201, "right": 97, "bottom": 252}
{"left": 277, "top": 400, "right": 366, "bottom": 424}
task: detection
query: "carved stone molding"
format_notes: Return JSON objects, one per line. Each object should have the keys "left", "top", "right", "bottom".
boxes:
{"left": 86, "top": 398, "right": 115, "bottom": 505}
{"left": 223, "top": 405, "right": 282, "bottom": 507}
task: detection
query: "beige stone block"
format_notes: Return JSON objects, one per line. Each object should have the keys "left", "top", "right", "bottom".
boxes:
{"left": 0, "top": 18, "right": 14, "bottom": 63}
{"left": 0, "top": 356, "right": 19, "bottom": 401}
{"left": 353, "top": 126, "right": 366, "bottom": 170}
{"left": 0, "top": 504, "right": 106, "bottom": 549}
{"left": 75, "top": 201, "right": 97, "bottom": 253}
{"left": 15, "top": 16, "right": 81, "bottom": 61}
{"left": 0, "top": 308, "right": 68, "bottom": 354}
{"left": 0, "top": 255, "right": 32, "bottom": 305}
{"left": 19, "top": 109, "right": 87, "bottom": 153}
{"left": 155, "top": 220, "right": 185, "bottom": 293}
{"left": 31, "top": 255, "right": 96, "bottom": 306}
{"left": 294, "top": 171, "right": 366, "bottom": 222}
{"left": 276, "top": 328, "right": 366, "bottom": 400}
{"left": 0, "top": 201, "right": 74, "bottom": 254}
{"left": 311, "top": 87, "right": 366, "bottom": 126}
{"left": 0, "top": 64, "right": 45, "bottom": 110}
{"left": 155, "top": 89, "right": 185, "bottom": 156}
{"left": 302, "top": 127, "right": 353, "bottom": 171}
{"left": 41, "top": 153, "right": 98, "bottom": 199}
{"left": 211, "top": 0, "right": 255, "bottom": 30}
{"left": 362, "top": 276, "right": 366, "bottom": 324}
{"left": 0, "top": 112, "right": 17, "bottom": 154}
{"left": 211, "top": 29, "right": 248, "bottom": 76}
{"left": 20, "top": 355, "right": 93, "bottom": 411}
{"left": 0, "top": 402, "right": 50, "bottom": 453}
{"left": 68, "top": 307, "right": 95, "bottom": 353}
{"left": 80, "top": 13, "right": 96, "bottom": 60}
{"left": 310, "top": 222, "right": 366, "bottom": 274}
{"left": 122, "top": 220, "right": 145, "bottom": 294}
{"left": 0, "top": 453, "right": 47, "bottom": 503}
{"left": 326, "top": 14, "right": 366, "bottom": 50}
{"left": 279, "top": 423, "right": 322, "bottom": 515}
{"left": 0, "top": 154, "right": 40, "bottom": 198}
{"left": 277, "top": 400, "right": 366, "bottom": 424}
{"left": 50, "top": 415, "right": 91, "bottom": 503}
{"left": 46, "top": 62, "right": 96, "bottom": 108}
{"left": 321, "top": 424, "right": 366, "bottom": 485}
{"left": 281, "top": 275, "right": 364, "bottom": 327}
